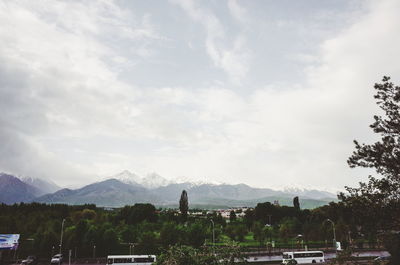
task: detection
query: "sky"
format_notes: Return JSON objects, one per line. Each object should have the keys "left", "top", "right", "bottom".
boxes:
{"left": 1, "top": 0, "right": 400, "bottom": 191}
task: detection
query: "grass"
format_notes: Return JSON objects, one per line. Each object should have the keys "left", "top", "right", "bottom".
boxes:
{"left": 206, "top": 232, "right": 331, "bottom": 250}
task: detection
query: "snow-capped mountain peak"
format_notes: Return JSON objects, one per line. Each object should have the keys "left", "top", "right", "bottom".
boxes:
{"left": 111, "top": 170, "right": 171, "bottom": 189}
{"left": 112, "top": 170, "right": 143, "bottom": 186}
{"left": 142, "top": 172, "right": 171, "bottom": 189}
{"left": 172, "top": 176, "right": 222, "bottom": 187}
{"left": 20, "top": 176, "right": 60, "bottom": 195}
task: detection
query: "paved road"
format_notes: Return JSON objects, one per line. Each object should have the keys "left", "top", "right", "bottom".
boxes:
{"left": 245, "top": 250, "right": 390, "bottom": 263}
{"left": 8, "top": 250, "right": 390, "bottom": 265}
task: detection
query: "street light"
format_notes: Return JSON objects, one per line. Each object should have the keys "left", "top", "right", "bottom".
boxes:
{"left": 93, "top": 245, "right": 96, "bottom": 259}
{"left": 210, "top": 219, "right": 215, "bottom": 257}
{"left": 210, "top": 219, "right": 215, "bottom": 247}
{"left": 325, "top": 219, "right": 337, "bottom": 255}
{"left": 59, "top": 219, "right": 66, "bottom": 256}
{"left": 129, "top": 243, "right": 135, "bottom": 255}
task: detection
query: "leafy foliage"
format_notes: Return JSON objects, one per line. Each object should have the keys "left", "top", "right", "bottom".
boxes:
{"left": 179, "top": 190, "right": 188, "bottom": 222}
{"left": 341, "top": 76, "right": 400, "bottom": 261}
{"left": 155, "top": 244, "right": 246, "bottom": 265}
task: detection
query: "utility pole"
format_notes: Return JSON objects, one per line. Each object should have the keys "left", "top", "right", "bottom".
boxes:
{"left": 129, "top": 243, "right": 135, "bottom": 255}
{"left": 325, "top": 219, "right": 337, "bottom": 256}
{"left": 210, "top": 219, "right": 215, "bottom": 256}
{"left": 59, "top": 218, "right": 66, "bottom": 265}
{"left": 59, "top": 219, "right": 66, "bottom": 255}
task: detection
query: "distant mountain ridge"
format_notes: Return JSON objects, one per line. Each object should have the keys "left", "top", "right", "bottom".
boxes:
{"left": 35, "top": 179, "right": 161, "bottom": 206}
{"left": 111, "top": 170, "right": 171, "bottom": 189}
{"left": 21, "top": 176, "right": 60, "bottom": 196}
{"left": 0, "top": 171, "right": 337, "bottom": 209}
{"left": 0, "top": 173, "right": 39, "bottom": 204}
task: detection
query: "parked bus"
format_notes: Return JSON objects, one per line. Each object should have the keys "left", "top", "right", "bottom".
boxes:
{"left": 107, "top": 255, "right": 156, "bottom": 265}
{"left": 282, "top": 251, "right": 325, "bottom": 264}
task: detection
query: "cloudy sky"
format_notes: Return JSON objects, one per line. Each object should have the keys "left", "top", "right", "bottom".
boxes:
{"left": 1, "top": 0, "right": 400, "bottom": 191}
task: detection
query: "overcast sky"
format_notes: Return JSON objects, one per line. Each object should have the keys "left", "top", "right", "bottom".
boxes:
{"left": 1, "top": 0, "right": 400, "bottom": 191}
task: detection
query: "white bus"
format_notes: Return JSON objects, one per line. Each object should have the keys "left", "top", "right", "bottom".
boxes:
{"left": 107, "top": 255, "right": 156, "bottom": 265}
{"left": 282, "top": 251, "right": 325, "bottom": 264}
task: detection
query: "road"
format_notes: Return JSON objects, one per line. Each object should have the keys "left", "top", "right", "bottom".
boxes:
{"left": 245, "top": 250, "right": 390, "bottom": 263}
{"left": 8, "top": 250, "right": 390, "bottom": 265}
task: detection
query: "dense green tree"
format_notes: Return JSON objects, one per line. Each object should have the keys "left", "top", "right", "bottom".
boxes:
{"left": 243, "top": 209, "right": 254, "bottom": 229}
{"left": 118, "top": 204, "right": 157, "bottom": 225}
{"left": 137, "top": 231, "right": 158, "bottom": 255}
{"left": 120, "top": 225, "right": 138, "bottom": 244}
{"left": 229, "top": 210, "right": 236, "bottom": 222}
{"left": 155, "top": 244, "right": 246, "bottom": 265}
{"left": 186, "top": 222, "right": 206, "bottom": 247}
{"left": 293, "top": 196, "right": 300, "bottom": 211}
{"left": 341, "top": 76, "right": 400, "bottom": 264}
{"left": 179, "top": 190, "right": 189, "bottom": 222}
{"left": 160, "top": 222, "right": 181, "bottom": 247}
{"left": 343, "top": 76, "right": 400, "bottom": 227}
{"left": 81, "top": 209, "right": 97, "bottom": 220}
{"left": 235, "top": 224, "right": 247, "bottom": 242}
{"left": 224, "top": 223, "right": 247, "bottom": 242}
{"left": 103, "top": 228, "right": 119, "bottom": 254}
{"left": 252, "top": 222, "right": 266, "bottom": 246}
{"left": 279, "top": 218, "right": 297, "bottom": 242}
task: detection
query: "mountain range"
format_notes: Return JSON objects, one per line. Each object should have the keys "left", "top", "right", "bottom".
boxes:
{"left": 0, "top": 171, "right": 338, "bottom": 209}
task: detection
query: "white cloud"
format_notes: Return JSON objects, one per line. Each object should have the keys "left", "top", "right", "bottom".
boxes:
{"left": 227, "top": 0, "right": 248, "bottom": 23}
{"left": 0, "top": 0, "right": 163, "bottom": 185}
{"left": 171, "top": 0, "right": 250, "bottom": 83}
{"left": 1, "top": 0, "right": 399, "bottom": 192}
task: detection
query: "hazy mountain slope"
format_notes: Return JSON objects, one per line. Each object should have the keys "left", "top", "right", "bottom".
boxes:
{"left": 153, "top": 182, "right": 194, "bottom": 203}
{"left": 189, "top": 183, "right": 287, "bottom": 200}
{"left": 21, "top": 177, "right": 60, "bottom": 195}
{"left": 159, "top": 196, "right": 334, "bottom": 209}
{"left": 0, "top": 173, "right": 39, "bottom": 204}
{"left": 283, "top": 187, "right": 337, "bottom": 200}
{"left": 189, "top": 196, "right": 335, "bottom": 209}
{"left": 153, "top": 183, "right": 289, "bottom": 205}
{"left": 34, "top": 179, "right": 162, "bottom": 206}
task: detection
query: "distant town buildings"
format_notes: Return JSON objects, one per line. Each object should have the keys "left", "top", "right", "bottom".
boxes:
{"left": 185, "top": 207, "right": 253, "bottom": 219}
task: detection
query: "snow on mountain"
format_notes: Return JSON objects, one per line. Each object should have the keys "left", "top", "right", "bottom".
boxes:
{"left": 111, "top": 171, "right": 222, "bottom": 189}
{"left": 142, "top": 172, "right": 171, "bottom": 189}
{"left": 111, "top": 170, "right": 142, "bottom": 186}
{"left": 21, "top": 176, "right": 61, "bottom": 195}
{"left": 283, "top": 186, "right": 337, "bottom": 199}
{"left": 0, "top": 173, "right": 39, "bottom": 203}
{"left": 172, "top": 176, "right": 222, "bottom": 186}
{"left": 111, "top": 170, "right": 171, "bottom": 189}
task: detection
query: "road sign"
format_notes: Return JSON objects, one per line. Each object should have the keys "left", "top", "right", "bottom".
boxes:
{"left": 0, "top": 234, "right": 20, "bottom": 250}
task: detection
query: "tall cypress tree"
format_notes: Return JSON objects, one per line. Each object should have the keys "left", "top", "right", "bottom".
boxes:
{"left": 293, "top": 196, "right": 300, "bottom": 210}
{"left": 179, "top": 190, "right": 188, "bottom": 222}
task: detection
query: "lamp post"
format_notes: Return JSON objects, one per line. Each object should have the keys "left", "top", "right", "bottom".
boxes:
{"left": 93, "top": 245, "right": 96, "bottom": 259}
{"left": 210, "top": 219, "right": 215, "bottom": 246}
{"left": 325, "top": 219, "right": 337, "bottom": 255}
{"left": 59, "top": 219, "right": 66, "bottom": 255}
{"left": 210, "top": 219, "right": 215, "bottom": 257}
